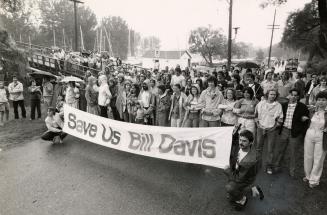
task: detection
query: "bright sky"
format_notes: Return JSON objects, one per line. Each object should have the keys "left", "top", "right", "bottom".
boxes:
{"left": 84, "top": 0, "right": 311, "bottom": 50}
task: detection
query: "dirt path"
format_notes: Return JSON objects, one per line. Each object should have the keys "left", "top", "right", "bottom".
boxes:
{"left": 0, "top": 107, "right": 47, "bottom": 149}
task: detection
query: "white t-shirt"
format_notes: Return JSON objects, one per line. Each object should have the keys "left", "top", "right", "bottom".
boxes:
{"left": 236, "top": 149, "right": 249, "bottom": 169}
{"left": 139, "top": 91, "right": 151, "bottom": 108}
{"left": 171, "top": 75, "right": 185, "bottom": 87}
{"left": 98, "top": 84, "right": 112, "bottom": 106}
{"left": 238, "top": 150, "right": 248, "bottom": 162}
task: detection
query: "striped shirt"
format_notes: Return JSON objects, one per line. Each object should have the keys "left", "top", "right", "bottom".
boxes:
{"left": 284, "top": 103, "right": 297, "bottom": 129}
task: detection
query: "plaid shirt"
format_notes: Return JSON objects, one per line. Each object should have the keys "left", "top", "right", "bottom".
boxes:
{"left": 284, "top": 103, "right": 297, "bottom": 129}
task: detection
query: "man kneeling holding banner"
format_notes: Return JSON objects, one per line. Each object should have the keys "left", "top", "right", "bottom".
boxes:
{"left": 224, "top": 129, "right": 264, "bottom": 210}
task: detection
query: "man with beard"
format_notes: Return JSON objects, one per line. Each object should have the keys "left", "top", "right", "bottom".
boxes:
{"left": 138, "top": 82, "right": 155, "bottom": 125}
{"left": 224, "top": 130, "right": 264, "bottom": 210}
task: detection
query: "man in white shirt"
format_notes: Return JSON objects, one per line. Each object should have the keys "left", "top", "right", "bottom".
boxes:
{"left": 8, "top": 76, "right": 26, "bottom": 119}
{"left": 170, "top": 67, "right": 185, "bottom": 88}
{"left": 98, "top": 75, "right": 112, "bottom": 118}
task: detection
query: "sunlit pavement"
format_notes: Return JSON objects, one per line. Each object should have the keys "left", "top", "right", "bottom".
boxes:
{"left": 0, "top": 135, "right": 325, "bottom": 215}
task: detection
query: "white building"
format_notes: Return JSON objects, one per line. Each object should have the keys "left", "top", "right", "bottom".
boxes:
{"left": 140, "top": 50, "right": 192, "bottom": 69}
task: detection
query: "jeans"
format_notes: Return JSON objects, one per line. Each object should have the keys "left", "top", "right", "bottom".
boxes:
{"left": 41, "top": 130, "right": 67, "bottom": 141}
{"left": 171, "top": 118, "right": 182, "bottom": 127}
{"left": 304, "top": 128, "right": 327, "bottom": 185}
{"left": 199, "top": 119, "right": 220, "bottom": 127}
{"left": 238, "top": 117, "right": 255, "bottom": 134}
{"left": 99, "top": 105, "right": 108, "bottom": 118}
{"left": 30, "top": 99, "right": 41, "bottom": 120}
{"left": 256, "top": 127, "right": 277, "bottom": 169}
{"left": 183, "top": 112, "right": 200, "bottom": 127}
{"left": 225, "top": 181, "right": 252, "bottom": 202}
{"left": 273, "top": 127, "right": 302, "bottom": 175}
{"left": 12, "top": 100, "right": 26, "bottom": 119}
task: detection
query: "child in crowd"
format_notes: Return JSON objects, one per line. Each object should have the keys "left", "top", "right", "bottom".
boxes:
{"left": 134, "top": 101, "right": 145, "bottom": 124}
{"left": 0, "top": 81, "right": 10, "bottom": 126}
{"left": 56, "top": 95, "right": 64, "bottom": 113}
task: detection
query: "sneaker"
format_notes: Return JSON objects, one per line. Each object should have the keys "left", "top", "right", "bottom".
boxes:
{"left": 256, "top": 186, "right": 264, "bottom": 200}
{"left": 303, "top": 177, "right": 309, "bottom": 182}
{"left": 252, "top": 186, "right": 264, "bottom": 200}
{"left": 309, "top": 183, "right": 319, "bottom": 188}
{"left": 267, "top": 168, "right": 273, "bottom": 175}
{"left": 234, "top": 196, "right": 248, "bottom": 211}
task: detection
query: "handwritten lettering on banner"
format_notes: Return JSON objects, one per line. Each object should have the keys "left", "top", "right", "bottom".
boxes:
{"left": 63, "top": 104, "right": 233, "bottom": 169}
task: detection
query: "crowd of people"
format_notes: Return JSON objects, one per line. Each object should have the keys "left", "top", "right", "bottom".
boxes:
{"left": 1, "top": 62, "right": 327, "bottom": 210}
{"left": 37, "top": 47, "right": 123, "bottom": 73}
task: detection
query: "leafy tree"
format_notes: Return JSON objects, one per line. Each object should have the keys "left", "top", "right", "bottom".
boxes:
{"left": 0, "top": 0, "right": 37, "bottom": 41}
{"left": 281, "top": 1, "right": 322, "bottom": 61}
{"left": 262, "top": 0, "right": 327, "bottom": 55}
{"left": 232, "top": 42, "right": 250, "bottom": 58}
{"left": 37, "top": 0, "right": 97, "bottom": 50}
{"left": 0, "top": 0, "right": 28, "bottom": 82}
{"left": 141, "top": 36, "right": 161, "bottom": 51}
{"left": 189, "top": 26, "right": 227, "bottom": 65}
{"left": 0, "top": 0, "right": 24, "bottom": 13}
{"left": 101, "top": 16, "right": 129, "bottom": 59}
{"left": 256, "top": 49, "right": 265, "bottom": 62}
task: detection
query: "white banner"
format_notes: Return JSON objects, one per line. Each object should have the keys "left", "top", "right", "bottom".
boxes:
{"left": 63, "top": 104, "right": 233, "bottom": 169}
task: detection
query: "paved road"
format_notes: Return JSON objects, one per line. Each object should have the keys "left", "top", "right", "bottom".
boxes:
{"left": 0, "top": 135, "right": 325, "bottom": 215}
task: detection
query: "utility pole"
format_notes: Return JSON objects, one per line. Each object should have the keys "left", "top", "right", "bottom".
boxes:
{"left": 227, "top": 0, "right": 233, "bottom": 71}
{"left": 267, "top": 8, "right": 279, "bottom": 68}
{"left": 68, "top": 0, "right": 84, "bottom": 51}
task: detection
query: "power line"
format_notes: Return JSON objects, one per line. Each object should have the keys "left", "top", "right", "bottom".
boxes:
{"left": 267, "top": 8, "right": 279, "bottom": 68}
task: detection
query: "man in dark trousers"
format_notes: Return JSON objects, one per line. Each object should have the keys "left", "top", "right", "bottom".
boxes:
{"left": 273, "top": 88, "right": 310, "bottom": 177}
{"left": 224, "top": 129, "right": 263, "bottom": 210}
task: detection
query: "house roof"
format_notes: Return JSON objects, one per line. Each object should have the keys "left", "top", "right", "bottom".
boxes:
{"left": 142, "top": 50, "right": 191, "bottom": 59}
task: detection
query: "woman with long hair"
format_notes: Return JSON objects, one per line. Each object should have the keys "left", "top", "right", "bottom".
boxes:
{"left": 219, "top": 88, "right": 238, "bottom": 126}
{"left": 108, "top": 78, "right": 120, "bottom": 120}
{"left": 303, "top": 91, "right": 327, "bottom": 188}
{"left": 182, "top": 84, "right": 201, "bottom": 127}
{"left": 231, "top": 74, "right": 244, "bottom": 100}
{"left": 184, "top": 78, "right": 193, "bottom": 96}
{"left": 155, "top": 85, "right": 171, "bottom": 126}
{"left": 234, "top": 87, "right": 258, "bottom": 134}
{"left": 127, "top": 84, "right": 140, "bottom": 123}
{"left": 261, "top": 71, "right": 278, "bottom": 94}
{"left": 65, "top": 81, "right": 79, "bottom": 109}
{"left": 309, "top": 76, "right": 327, "bottom": 105}
{"left": 195, "top": 78, "right": 204, "bottom": 93}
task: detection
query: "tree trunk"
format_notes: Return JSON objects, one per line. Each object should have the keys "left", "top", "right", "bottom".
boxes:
{"left": 208, "top": 54, "right": 213, "bottom": 66}
{"left": 201, "top": 53, "right": 210, "bottom": 65}
{"left": 318, "top": 0, "right": 327, "bottom": 52}
{"left": 307, "top": 48, "right": 316, "bottom": 62}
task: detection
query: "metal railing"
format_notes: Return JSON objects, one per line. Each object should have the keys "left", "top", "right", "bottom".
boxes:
{"left": 27, "top": 53, "right": 103, "bottom": 78}
{"left": 16, "top": 41, "right": 151, "bottom": 77}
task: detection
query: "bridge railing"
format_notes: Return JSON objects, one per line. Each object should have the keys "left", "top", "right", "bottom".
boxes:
{"left": 27, "top": 53, "right": 101, "bottom": 78}
{"left": 16, "top": 41, "right": 152, "bottom": 76}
